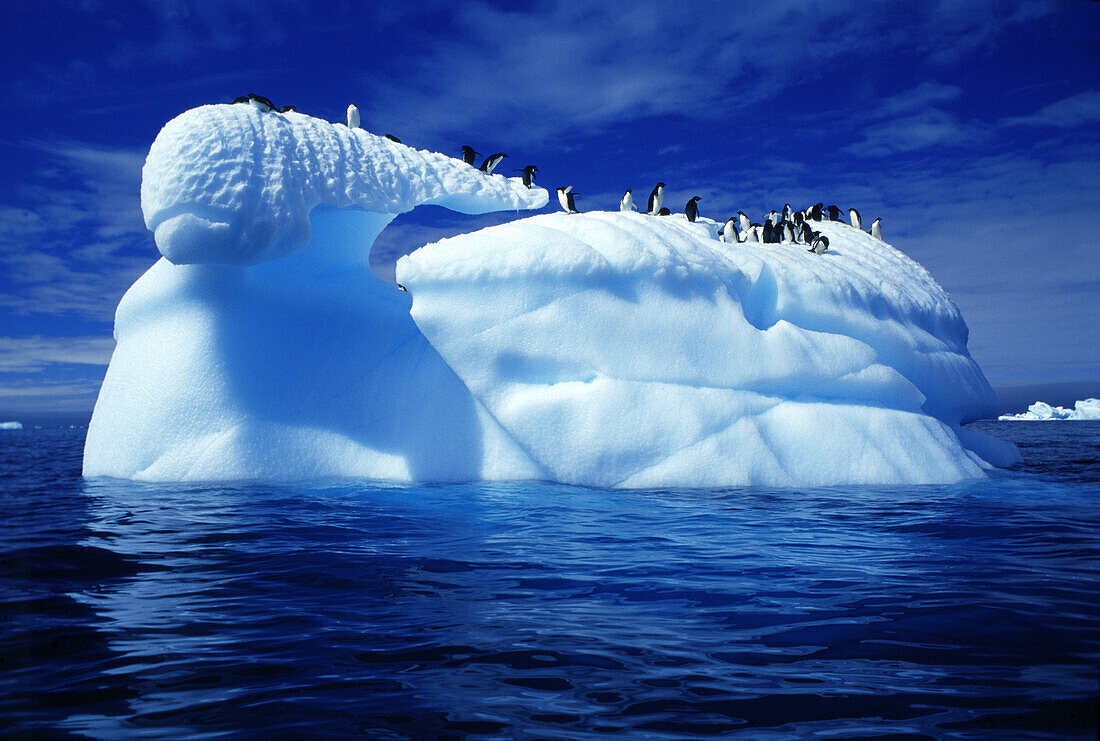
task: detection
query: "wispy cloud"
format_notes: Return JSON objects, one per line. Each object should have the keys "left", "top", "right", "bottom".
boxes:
{"left": 1002, "top": 90, "right": 1100, "bottom": 129}
{"left": 0, "top": 336, "right": 115, "bottom": 373}
{"left": 0, "top": 140, "right": 155, "bottom": 322}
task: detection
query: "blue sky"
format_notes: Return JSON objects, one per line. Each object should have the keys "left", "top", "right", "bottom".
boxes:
{"left": 1, "top": 0, "right": 1097, "bottom": 422}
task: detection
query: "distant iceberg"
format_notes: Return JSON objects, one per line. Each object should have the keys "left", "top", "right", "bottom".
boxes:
{"left": 83, "top": 104, "right": 1018, "bottom": 486}
{"left": 999, "top": 399, "right": 1100, "bottom": 421}
{"left": 0, "top": 421, "right": 23, "bottom": 430}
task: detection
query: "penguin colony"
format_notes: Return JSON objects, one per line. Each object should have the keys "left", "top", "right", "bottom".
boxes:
{"left": 230, "top": 95, "right": 885, "bottom": 248}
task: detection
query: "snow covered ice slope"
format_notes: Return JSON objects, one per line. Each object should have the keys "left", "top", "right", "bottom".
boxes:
{"left": 84, "top": 104, "right": 1017, "bottom": 485}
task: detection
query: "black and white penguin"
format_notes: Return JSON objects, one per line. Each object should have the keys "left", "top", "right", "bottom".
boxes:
{"left": 276, "top": 105, "right": 297, "bottom": 113}
{"left": 384, "top": 134, "right": 402, "bottom": 143}
{"left": 658, "top": 207, "right": 671, "bottom": 216}
{"left": 782, "top": 203, "right": 793, "bottom": 222}
{"left": 556, "top": 186, "right": 580, "bottom": 214}
{"left": 480, "top": 153, "right": 508, "bottom": 174}
{"left": 719, "top": 217, "right": 739, "bottom": 243}
{"left": 347, "top": 104, "right": 361, "bottom": 128}
{"left": 849, "top": 208, "right": 861, "bottom": 230}
{"left": 461, "top": 146, "right": 480, "bottom": 166}
{"left": 738, "top": 211, "right": 751, "bottom": 233}
{"left": 647, "top": 183, "right": 666, "bottom": 214}
{"left": 870, "top": 218, "right": 882, "bottom": 240}
{"left": 782, "top": 222, "right": 795, "bottom": 243}
{"left": 826, "top": 205, "right": 841, "bottom": 222}
{"left": 762, "top": 219, "right": 779, "bottom": 243}
{"left": 766, "top": 209, "right": 780, "bottom": 224}
{"left": 744, "top": 223, "right": 761, "bottom": 243}
{"left": 792, "top": 211, "right": 804, "bottom": 228}
{"left": 809, "top": 233, "right": 830, "bottom": 254}
{"left": 685, "top": 196, "right": 701, "bottom": 222}
{"left": 397, "top": 284, "right": 408, "bottom": 292}
{"left": 810, "top": 203, "right": 823, "bottom": 221}
{"left": 232, "top": 96, "right": 250, "bottom": 104}
{"left": 799, "top": 221, "right": 814, "bottom": 245}
{"left": 515, "top": 165, "right": 538, "bottom": 188}
{"left": 619, "top": 189, "right": 637, "bottom": 212}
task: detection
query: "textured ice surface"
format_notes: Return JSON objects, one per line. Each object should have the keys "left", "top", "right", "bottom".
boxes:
{"left": 999, "top": 398, "right": 1100, "bottom": 420}
{"left": 141, "top": 104, "right": 546, "bottom": 266}
{"left": 399, "top": 212, "right": 1016, "bottom": 487}
{"left": 85, "top": 105, "right": 1016, "bottom": 485}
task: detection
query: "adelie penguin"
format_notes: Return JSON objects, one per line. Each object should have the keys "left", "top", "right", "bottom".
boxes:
{"left": 743, "top": 224, "right": 761, "bottom": 243}
{"left": 826, "top": 205, "right": 841, "bottom": 222}
{"left": 849, "top": 208, "right": 861, "bottom": 230}
{"left": 657, "top": 207, "right": 671, "bottom": 216}
{"left": 347, "top": 104, "right": 361, "bottom": 129}
{"left": 869, "top": 218, "right": 882, "bottom": 240}
{"left": 384, "top": 134, "right": 402, "bottom": 143}
{"left": 719, "top": 217, "right": 739, "bottom": 243}
{"left": 647, "top": 182, "right": 666, "bottom": 215}
{"left": 514, "top": 165, "right": 538, "bottom": 188}
{"left": 461, "top": 146, "right": 480, "bottom": 166}
{"left": 685, "top": 196, "right": 701, "bottom": 223}
{"left": 276, "top": 105, "right": 297, "bottom": 114}
{"left": 738, "top": 211, "right": 751, "bottom": 233}
{"left": 799, "top": 221, "right": 814, "bottom": 245}
{"left": 810, "top": 203, "right": 823, "bottom": 221}
{"left": 619, "top": 189, "right": 638, "bottom": 212}
{"left": 233, "top": 94, "right": 275, "bottom": 112}
{"left": 782, "top": 203, "right": 793, "bottom": 222}
{"left": 557, "top": 186, "right": 580, "bottom": 214}
{"left": 809, "top": 233, "right": 830, "bottom": 254}
{"left": 480, "top": 153, "right": 508, "bottom": 174}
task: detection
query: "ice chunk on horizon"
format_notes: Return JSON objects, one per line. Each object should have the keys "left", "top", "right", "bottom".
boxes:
{"left": 999, "top": 398, "right": 1100, "bottom": 420}
{"left": 0, "top": 421, "right": 23, "bottom": 430}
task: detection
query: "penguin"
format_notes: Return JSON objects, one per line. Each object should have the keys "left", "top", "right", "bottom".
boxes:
{"left": 809, "top": 233, "right": 830, "bottom": 254}
{"left": 810, "top": 203, "right": 823, "bottom": 221}
{"left": 782, "top": 203, "right": 793, "bottom": 222}
{"left": 384, "top": 134, "right": 402, "bottom": 143}
{"left": 515, "top": 165, "right": 538, "bottom": 188}
{"left": 738, "top": 211, "right": 751, "bottom": 233}
{"left": 556, "top": 186, "right": 580, "bottom": 214}
{"left": 276, "top": 105, "right": 298, "bottom": 113}
{"left": 619, "top": 189, "right": 638, "bottom": 212}
{"left": 647, "top": 182, "right": 666, "bottom": 215}
{"left": 658, "top": 207, "right": 671, "bottom": 216}
{"left": 799, "top": 221, "right": 814, "bottom": 245}
{"left": 782, "top": 222, "right": 795, "bottom": 243}
{"left": 719, "top": 217, "right": 739, "bottom": 243}
{"left": 397, "top": 284, "right": 408, "bottom": 292}
{"left": 743, "top": 224, "right": 761, "bottom": 243}
{"left": 870, "top": 218, "right": 882, "bottom": 240}
{"left": 480, "top": 153, "right": 508, "bottom": 174}
{"left": 232, "top": 96, "right": 250, "bottom": 104}
{"left": 849, "top": 208, "right": 861, "bottom": 230}
{"left": 792, "top": 211, "right": 804, "bottom": 228}
{"left": 762, "top": 219, "right": 777, "bottom": 243}
{"left": 347, "top": 104, "right": 361, "bottom": 128}
{"left": 461, "top": 146, "right": 480, "bottom": 166}
{"left": 685, "top": 196, "right": 701, "bottom": 223}
{"left": 766, "top": 209, "right": 780, "bottom": 224}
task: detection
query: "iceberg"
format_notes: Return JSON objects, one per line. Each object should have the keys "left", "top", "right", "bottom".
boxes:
{"left": 999, "top": 399, "right": 1100, "bottom": 421}
{"left": 83, "top": 104, "right": 1018, "bottom": 486}
{"left": 0, "top": 421, "right": 23, "bottom": 430}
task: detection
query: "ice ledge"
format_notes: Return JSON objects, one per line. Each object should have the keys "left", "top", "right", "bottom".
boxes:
{"left": 140, "top": 104, "right": 547, "bottom": 266}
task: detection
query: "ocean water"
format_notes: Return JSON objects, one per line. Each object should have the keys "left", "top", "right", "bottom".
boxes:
{"left": 1, "top": 422, "right": 1097, "bottom": 740}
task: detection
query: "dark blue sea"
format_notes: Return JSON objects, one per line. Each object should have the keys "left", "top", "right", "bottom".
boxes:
{"left": 2, "top": 422, "right": 1098, "bottom": 740}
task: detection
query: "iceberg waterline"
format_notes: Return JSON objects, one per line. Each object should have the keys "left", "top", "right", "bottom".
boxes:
{"left": 999, "top": 399, "right": 1100, "bottom": 421}
{"left": 83, "top": 105, "right": 1018, "bottom": 486}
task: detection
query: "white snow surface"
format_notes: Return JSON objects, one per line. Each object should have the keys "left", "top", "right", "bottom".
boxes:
{"left": 0, "top": 421, "right": 23, "bottom": 430}
{"left": 141, "top": 104, "right": 546, "bottom": 266}
{"left": 84, "top": 105, "right": 1017, "bottom": 485}
{"left": 999, "top": 398, "right": 1100, "bottom": 421}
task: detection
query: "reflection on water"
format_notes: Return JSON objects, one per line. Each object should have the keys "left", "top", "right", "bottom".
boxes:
{"left": 1, "top": 424, "right": 1098, "bottom": 739}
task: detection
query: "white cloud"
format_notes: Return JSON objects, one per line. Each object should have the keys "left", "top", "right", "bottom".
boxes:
{"left": 0, "top": 336, "right": 115, "bottom": 373}
{"left": 1002, "top": 91, "right": 1100, "bottom": 129}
